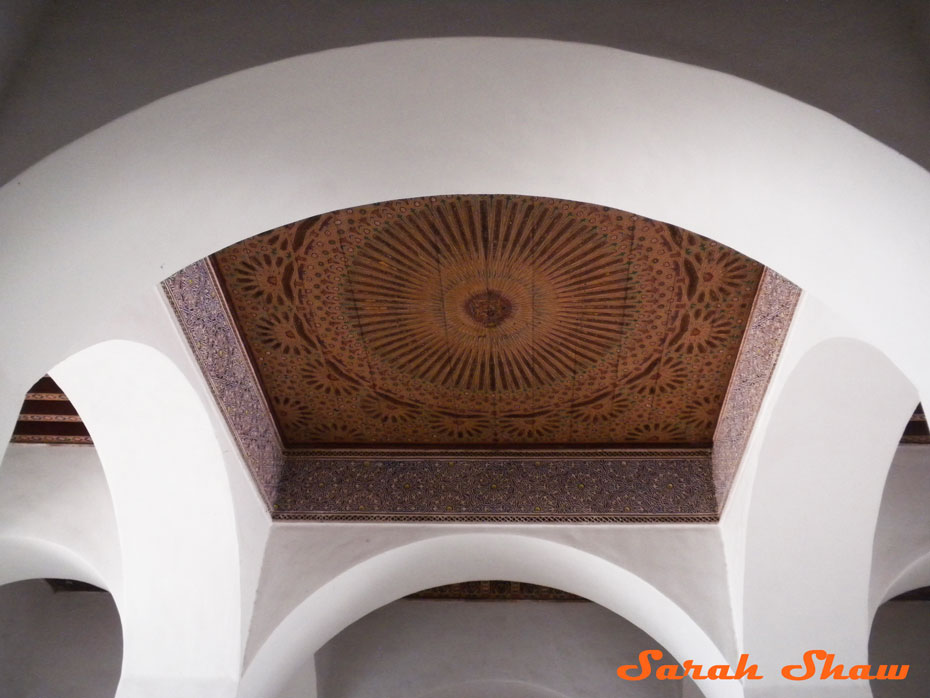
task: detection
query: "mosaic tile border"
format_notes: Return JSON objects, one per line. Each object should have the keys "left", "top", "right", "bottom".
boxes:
{"left": 713, "top": 269, "right": 801, "bottom": 505}
{"left": 162, "top": 259, "right": 285, "bottom": 507}
{"left": 274, "top": 455, "right": 716, "bottom": 517}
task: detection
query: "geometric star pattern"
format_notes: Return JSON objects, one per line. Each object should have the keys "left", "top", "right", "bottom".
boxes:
{"left": 213, "top": 195, "right": 762, "bottom": 446}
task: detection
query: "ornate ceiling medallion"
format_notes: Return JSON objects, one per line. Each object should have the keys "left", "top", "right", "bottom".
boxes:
{"left": 212, "top": 195, "right": 763, "bottom": 448}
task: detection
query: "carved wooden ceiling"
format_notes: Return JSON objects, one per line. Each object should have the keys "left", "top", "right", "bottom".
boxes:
{"left": 0, "top": 196, "right": 803, "bottom": 522}
{"left": 212, "top": 195, "right": 762, "bottom": 448}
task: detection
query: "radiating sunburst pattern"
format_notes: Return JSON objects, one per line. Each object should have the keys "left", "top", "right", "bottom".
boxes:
{"left": 348, "top": 196, "right": 631, "bottom": 393}
{"left": 213, "top": 195, "right": 763, "bottom": 445}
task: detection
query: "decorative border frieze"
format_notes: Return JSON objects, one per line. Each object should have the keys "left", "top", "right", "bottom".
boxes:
{"left": 287, "top": 446, "right": 711, "bottom": 460}
{"left": 10, "top": 434, "right": 93, "bottom": 445}
{"left": 162, "top": 259, "right": 285, "bottom": 507}
{"left": 274, "top": 455, "right": 716, "bottom": 518}
{"left": 713, "top": 269, "right": 801, "bottom": 506}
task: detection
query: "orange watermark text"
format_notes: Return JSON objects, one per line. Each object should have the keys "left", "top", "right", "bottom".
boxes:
{"left": 617, "top": 649, "right": 908, "bottom": 682}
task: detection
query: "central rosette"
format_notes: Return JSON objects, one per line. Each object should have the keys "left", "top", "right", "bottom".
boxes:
{"left": 441, "top": 273, "right": 538, "bottom": 348}
{"left": 343, "top": 196, "right": 631, "bottom": 411}
{"left": 465, "top": 290, "right": 513, "bottom": 328}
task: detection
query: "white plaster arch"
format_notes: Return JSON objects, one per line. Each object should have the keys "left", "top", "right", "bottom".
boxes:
{"left": 50, "top": 340, "right": 242, "bottom": 698}
{"left": 741, "top": 337, "right": 917, "bottom": 696}
{"left": 241, "top": 533, "right": 740, "bottom": 698}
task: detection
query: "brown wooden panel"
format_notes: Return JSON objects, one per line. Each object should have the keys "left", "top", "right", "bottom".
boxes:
{"left": 20, "top": 400, "right": 80, "bottom": 417}
{"left": 27, "top": 376, "right": 65, "bottom": 396}
{"left": 213, "top": 195, "right": 762, "bottom": 447}
{"left": 10, "top": 376, "right": 92, "bottom": 445}
{"left": 13, "top": 421, "right": 91, "bottom": 438}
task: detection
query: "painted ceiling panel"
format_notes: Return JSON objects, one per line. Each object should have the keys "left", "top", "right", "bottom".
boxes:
{"left": 213, "top": 195, "right": 762, "bottom": 447}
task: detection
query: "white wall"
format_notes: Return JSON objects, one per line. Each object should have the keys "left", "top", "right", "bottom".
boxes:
{"left": 719, "top": 295, "right": 920, "bottom": 656}
{"left": 0, "top": 289, "right": 273, "bottom": 696}
{"left": 0, "top": 579, "right": 122, "bottom": 698}
{"left": 314, "top": 599, "right": 685, "bottom": 698}
{"left": 56, "top": 285, "right": 275, "bottom": 667}
{"left": 51, "top": 335, "right": 248, "bottom": 697}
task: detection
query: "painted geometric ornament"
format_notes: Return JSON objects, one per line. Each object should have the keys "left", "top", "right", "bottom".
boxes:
{"left": 212, "top": 195, "right": 763, "bottom": 447}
